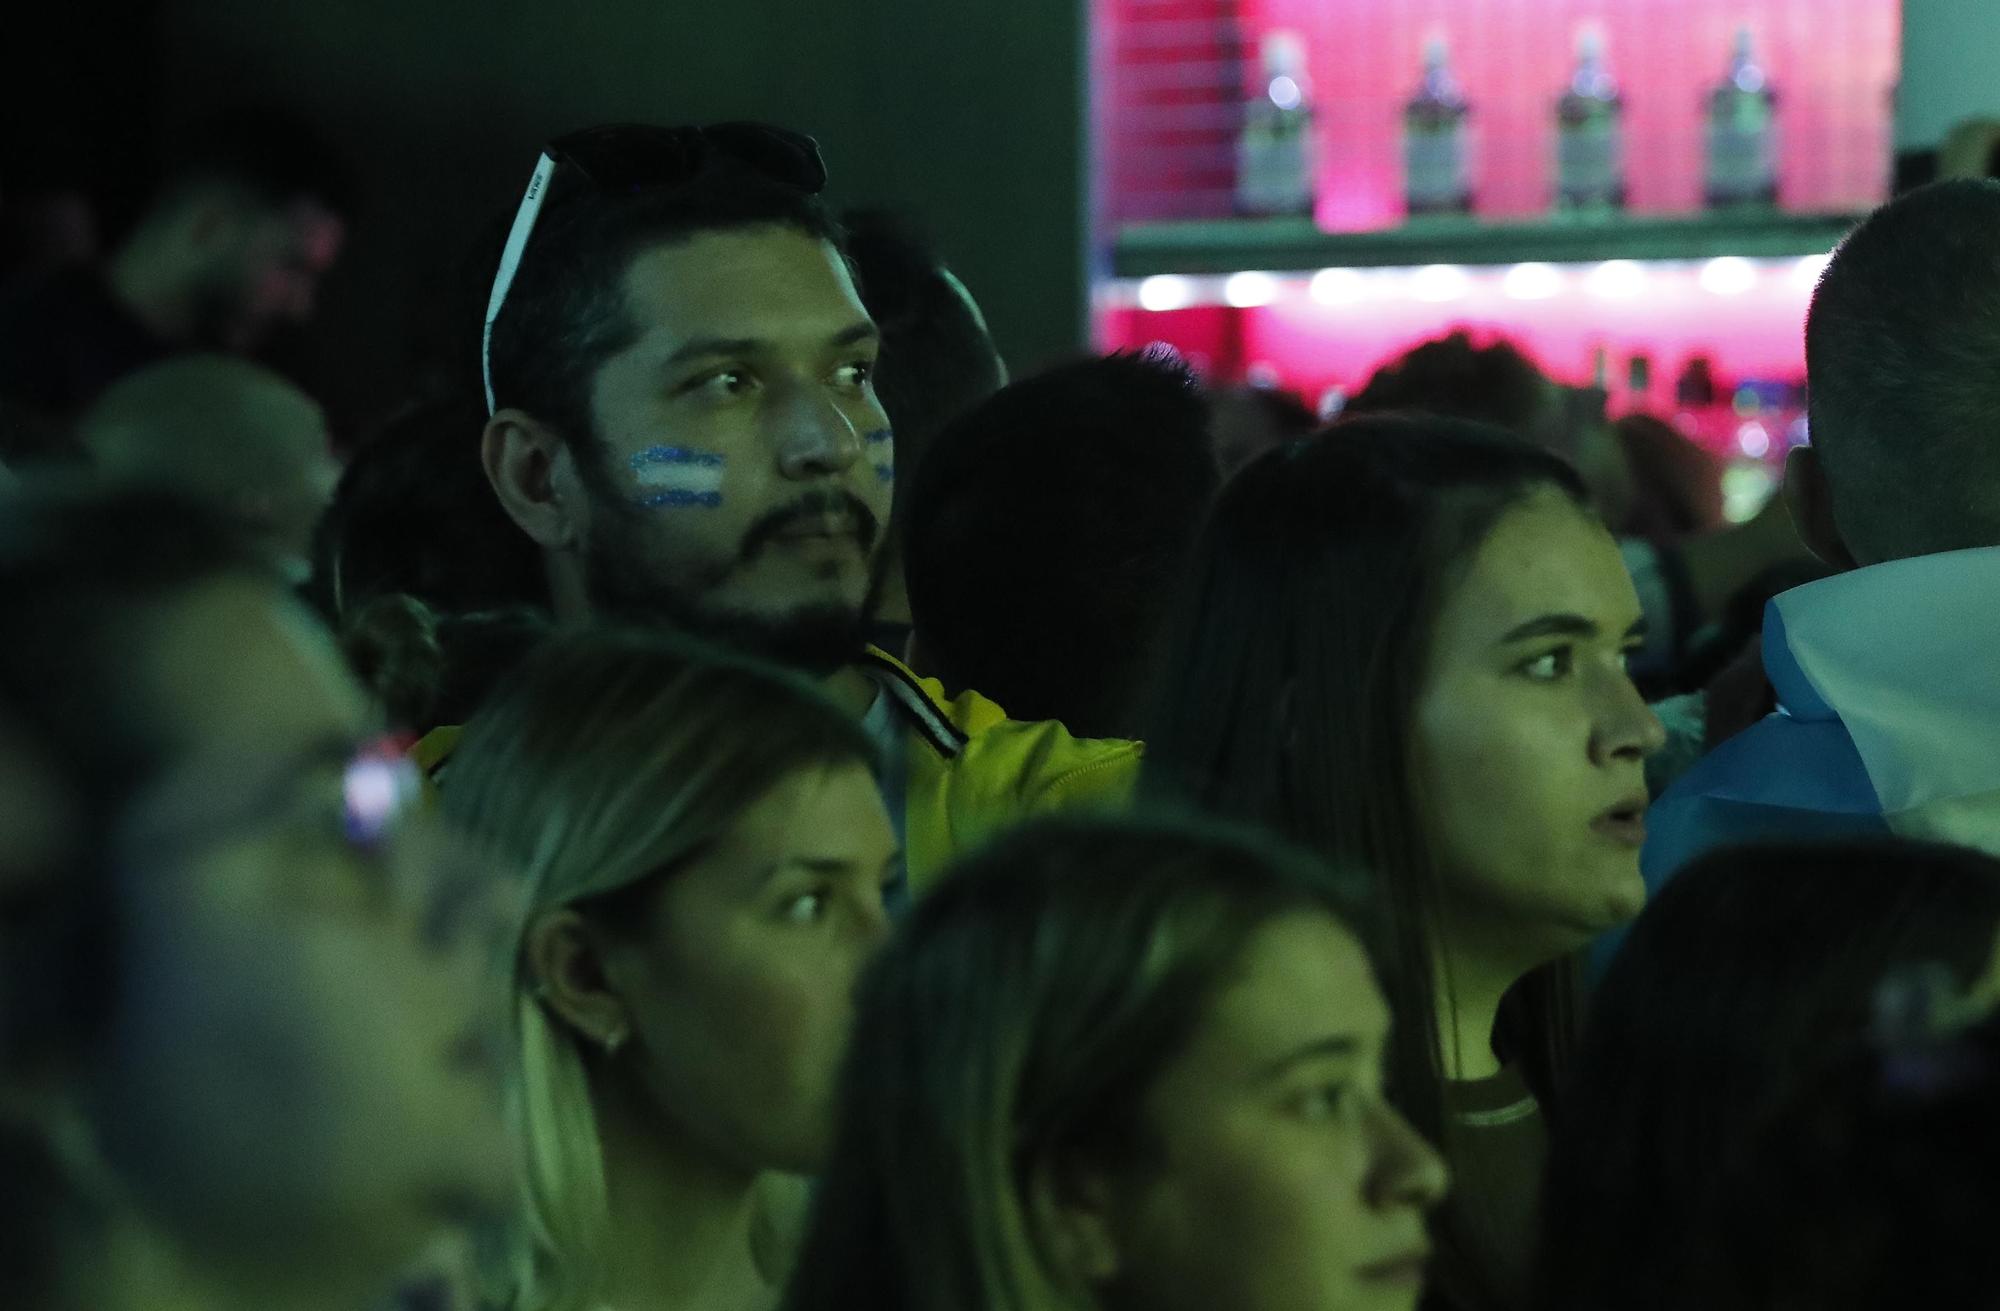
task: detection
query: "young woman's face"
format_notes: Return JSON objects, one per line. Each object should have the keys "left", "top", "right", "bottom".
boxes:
{"left": 1094, "top": 912, "right": 1448, "bottom": 1311}
{"left": 93, "top": 578, "right": 517, "bottom": 1299}
{"left": 1413, "top": 490, "right": 1665, "bottom": 957}
{"left": 604, "top": 760, "right": 898, "bottom": 1176}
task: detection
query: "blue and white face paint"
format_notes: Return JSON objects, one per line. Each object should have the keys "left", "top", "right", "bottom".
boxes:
{"left": 629, "top": 445, "right": 726, "bottom": 509}
{"left": 866, "top": 428, "right": 895, "bottom": 487}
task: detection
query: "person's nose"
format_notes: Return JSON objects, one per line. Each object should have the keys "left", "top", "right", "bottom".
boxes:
{"left": 771, "top": 382, "right": 865, "bottom": 481}
{"left": 1591, "top": 663, "right": 1668, "bottom": 766}
{"left": 1365, "top": 1098, "right": 1451, "bottom": 1212}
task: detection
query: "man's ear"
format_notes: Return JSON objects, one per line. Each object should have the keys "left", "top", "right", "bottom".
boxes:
{"left": 1025, "top": 1153, "right": 1124, "bottom": 1290}
{"left": 523, "top": 908, "right": 631, "bottom": 1052}
{"left": 483, "top": 410, "right": 584, "bottom": 552}
{"left": 1783, "top": 446, "right": 1860, "bottom": 572}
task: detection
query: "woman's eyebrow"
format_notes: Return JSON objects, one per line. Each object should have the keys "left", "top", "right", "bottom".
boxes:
{"left": 1498, "top": 613, "right": 1649, "bottom": 644}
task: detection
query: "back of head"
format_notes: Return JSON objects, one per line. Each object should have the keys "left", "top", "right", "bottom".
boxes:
{"left": 440, "top": 625, "right": 874, "bottom": 1310}
{"left": 1687, "top": 1005, "right": 2000, "bottom": 1311}
{"left": 309, "top": 390, "right": 541, "bottom": 622}
{"left": 903, "top": 350, "right": 1217, "bottom": 739}
{"left": 77, "top": 356, "right": 336, "bottom": 574}
{"left": 840, "top": 208, "right": 1006, "bottom": 466}
{"left": 1347, "top": 331, "right": 1550, "bottom": 436}
{"left": 1805, "top": 178, "right": 2000, "bottom": 559}
{"left": 1539, "top": 837, "right": 2000, "bottom": 1311}
{"left": 783, "top": 814, "right": 1368, "bottom": 1311}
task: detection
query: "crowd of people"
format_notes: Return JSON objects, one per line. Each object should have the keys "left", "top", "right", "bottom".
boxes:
{"left": 1, "top": 107, "right": 1997, "bottom": 1311}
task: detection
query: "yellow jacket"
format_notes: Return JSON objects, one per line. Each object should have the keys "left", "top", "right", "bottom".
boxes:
{"left": 853, "top": 648, "right": 1142, "bottom": 895}
{"left": 412, "top": 647, "right": 1142, "bottom": 897}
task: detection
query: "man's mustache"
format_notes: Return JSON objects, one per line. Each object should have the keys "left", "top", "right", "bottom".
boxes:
{"left": 738, "top": 489, "right": 881, "bottom": 561}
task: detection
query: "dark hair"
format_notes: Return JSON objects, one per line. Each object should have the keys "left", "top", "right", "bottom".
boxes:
{"left": 307, "top": 390, "right": 545, "bottom": 620}
{"left": 1805, "top": 178, "right": 2000, "bottom": 559}
{"left": 1685, "top": 1003, "right": 2000, "bottom": 1311}
{"left": 1347, "top": 331, "right": 1550, "bottom": 435}
{"left": 154, "top": 105, "right": 359, "bottom": 220}
{"left": 904, "top": 350, "right": 1217, "bottom": 739}
{"left": 0, "top": 486, "right": 272, "bottom": 1070}
{"left": 783, "top": 814, "right": 1373, "bottom": 1311}
{"left": 1613, "top": 413, "right": 1721, "bottom": 544}
{"left": 840, "top": 208, "right": 1005, "bottom": 466}
{"left": 1141, "top": 414, "right": 1592, "bottom": 1303}
{"left": 1537, "top": 838, "right": 2000, "bottom": 1311}
{"left": 335, "top": 593, "right": 552, "bottom": 732}
{"left": 485, "top": 151, "right": 845, "bottom": 450}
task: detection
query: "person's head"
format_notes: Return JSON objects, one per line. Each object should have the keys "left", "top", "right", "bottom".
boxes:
{"left": 115, "top": 107, "right": 354, "bottom": 352}
{"left": 840, "top": 207, "right": 1006, "bottom": 476}
{"left": 1348, "top": 332, "right": 1634, "bottom": 531}
{"left": 1796, "top": 179, "right": 2000, "bottom": 565}
{"left": 784, "top": 815, "right": 1447, "bottom": 1311}
{"left": 1145, "top": 415, "right": 1662, "bottom": 1116}
{"left": 1209, "top": 383, "right": 1319, "bottom": 479}
{"left": 1685, "top": 1000, "right": 2000, "bottom": 1311}
{"left": 480, "top": 124, "right": 893, "bottom": 673}
{"left": 0, "top": 487, "right": 513, "bottom": 1310}
{"left": 1537, "top": 838, "right": 2000, "bottom": 1311}
{"left": 77, "top": 355, "right": 339, "bottom": 579}
{"left": 308, "top": 389, "right": 544, "bottom": 625}
{"left": 1611, "top": 413, "right": 1722, "bottom": 544}
{"left": 439, "top": 626, "right": 894, "bottom": 1310}
{"left": 904, "top": 350, "right": 1218, "bottom": 738}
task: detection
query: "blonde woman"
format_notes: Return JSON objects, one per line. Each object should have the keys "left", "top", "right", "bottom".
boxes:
{"left": 441, "top": 627, "right": 898, "bottom": 1311}
{"left": 783, "top": 816, "right": 1449, "bottom": 1311}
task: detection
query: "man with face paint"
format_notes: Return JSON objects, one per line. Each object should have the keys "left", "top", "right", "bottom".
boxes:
{"left": 458, "top": 122, "right": 1138, "bottom": 895}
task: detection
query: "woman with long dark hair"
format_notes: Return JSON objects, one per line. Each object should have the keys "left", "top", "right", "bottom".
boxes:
{"left": 783, "top": 815, "right": 1449, "bottom": 1311}
{"left": 1144, "top": 415, "right": 1664, "bottom": 1311}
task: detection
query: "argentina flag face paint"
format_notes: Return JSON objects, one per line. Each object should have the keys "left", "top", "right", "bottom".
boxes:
{"left": 630, "top": 445, "right": 727, "bottom": 509}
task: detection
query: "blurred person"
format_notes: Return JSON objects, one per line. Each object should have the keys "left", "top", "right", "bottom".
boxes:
{"left": 1210, "top": 380, "right": 1318, "bottom": 479}
{"left": 1610, "top": 412, "right": 1723, "bottom": 543}
{"left": 1144, "top": 415, "right": 1665, "bottom": 1311}
{"left": 783, "top": 815, "right": 1449, "bottom": 1311}
{"left": 1682, "top": 982, "right": 2000, "bottom": 1311}
{"left": 0, "top": 488, "right": 515, "bottom": 1311}
{"left": 1645, "top": 180, "right": 2000, "bottom": 881}
{"left": 461, "top": 121, "right": 1136, "bottom": 893}
{"left": 839, "top": 207, "right": 1007, "bottom": 645}
{"left": 1537, "top": 837, "right": 2000, "bottom": 1311}
{"left": 1347, "top": 331, "right": 1803, "bottom": 693}
{"left": 438, "top": 627, "right": 897, "bottom": 1311}
{"left": 77, "top": 355, "right": 340, "bottom": 582}
{"left": 0, "top": 107, "right": 353, "bottom": 462}
{"left": 902, "top": 350, "right": 1218, "bottom": 740}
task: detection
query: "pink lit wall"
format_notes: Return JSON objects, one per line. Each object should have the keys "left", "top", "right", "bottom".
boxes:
{"left": 1096, "top": 257, "right": 1820, "bottom": 410}
{"left": 1102, "top": 0, "right": 1901, "bottom": 226}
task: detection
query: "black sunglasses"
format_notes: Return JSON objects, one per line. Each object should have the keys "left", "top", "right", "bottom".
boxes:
{"left": 480, "top": 121, "right": 827, "bottom": 413}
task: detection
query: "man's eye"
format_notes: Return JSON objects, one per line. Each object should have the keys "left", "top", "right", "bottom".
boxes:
{"left": 686, "top": 370, "right": 754, "bottom": 398}
{"left": 833, "top": 361, "right": 875, "bottom": 389}
{"left": 781, "top": 890, "right": 828, "bottom": 925}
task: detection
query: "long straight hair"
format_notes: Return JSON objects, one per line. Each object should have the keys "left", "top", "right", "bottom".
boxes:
{"left": 781, "top": 815, "right": 1376, "bottom": 1311}
{"left": 439, "top": 626, "right": 877, "bottom": 1311}
{"left": 1141, "top": 414, "right": 1594, "bottom": 1304}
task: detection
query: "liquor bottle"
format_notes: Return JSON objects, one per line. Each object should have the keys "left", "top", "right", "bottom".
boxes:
{"left": 1236, "top": 30, "right": 1317, "bottom": 217}
{"left": 1555, "top": 26, "right": 1625, "bottom": 214}
{"left": 1404, "top": 36, "right": 1472, "bottom": 218}
{"left": 1704, "top": 26, "right": 1779, "bottom": 209}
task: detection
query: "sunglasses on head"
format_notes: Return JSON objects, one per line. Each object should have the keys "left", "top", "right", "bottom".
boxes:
{"left": 480, "top": 122, "right": 828, "bottom": 414}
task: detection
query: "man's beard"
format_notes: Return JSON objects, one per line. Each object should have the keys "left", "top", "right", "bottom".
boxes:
{"left": 579, "top": 487, "right": 885, "bottom": 677}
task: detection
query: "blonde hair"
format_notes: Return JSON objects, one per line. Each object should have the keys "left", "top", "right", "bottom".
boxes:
{"left": 440, "top": 626, "right": 875, "bottom": 1311}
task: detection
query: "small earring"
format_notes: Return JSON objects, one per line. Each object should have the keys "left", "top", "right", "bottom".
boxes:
{"left": 603, "top": 1027, "right": 628, "bottom": 1057}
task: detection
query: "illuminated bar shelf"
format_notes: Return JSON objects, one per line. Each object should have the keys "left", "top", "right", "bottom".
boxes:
{"left": 1111, "top": 210, "right": 1865, "bottom": 277}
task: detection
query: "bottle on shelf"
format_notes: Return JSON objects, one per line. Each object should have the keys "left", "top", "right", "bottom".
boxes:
{"left": 1555, "top": 25, "right": 1626, "bottom": 216}
{"left": 1235, "top": 30, "right": 1318, "bottom": 218}
{"left": 1404, "top": 35, "right": 1473, "bottom": 219}
{"left": 1704, "top": 26, "right": 1779, "bottom": 209}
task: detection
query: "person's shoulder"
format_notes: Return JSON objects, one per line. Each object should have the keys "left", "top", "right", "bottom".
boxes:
{"left": 857, "top": 646, "right": 1142, "bottom": 798}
